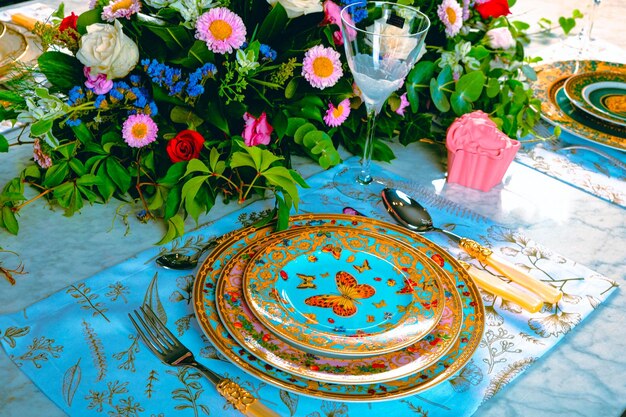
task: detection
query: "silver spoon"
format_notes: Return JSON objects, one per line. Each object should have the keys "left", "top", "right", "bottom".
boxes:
{"left": 155, "top": 239, "right": 219, "bottom": 270}
{"left": 381, "top": 188, "right": 562, "bottom": 304}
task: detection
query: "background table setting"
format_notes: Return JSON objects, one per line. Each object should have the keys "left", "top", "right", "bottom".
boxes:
{"left": 1, "top": 0, "right": 626, "bottom": 417}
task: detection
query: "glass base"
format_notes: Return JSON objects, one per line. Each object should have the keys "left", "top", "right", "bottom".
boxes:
{"left": 332, "top": 159, "right": 391, "bottom": 203}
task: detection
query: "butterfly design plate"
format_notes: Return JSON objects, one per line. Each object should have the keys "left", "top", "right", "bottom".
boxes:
{"left": 193, "top": 214, "right": 484, "bottom": 401}
{"left": 564, "top": 71, "right": 626, "bottom": 127}
{"left": 243, "top": 227, "right": 446, "bottom": 357}
{"left": 216, "top": 227, "right": 462, "bottom": 384}
{"left": 531, "top": 60, "right": 626, "bottom": 151}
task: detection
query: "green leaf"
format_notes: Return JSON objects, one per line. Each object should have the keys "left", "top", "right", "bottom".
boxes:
{"left": 0, "top": 135, "right": 8, "bottom": 153}
{"left": 558, "top": 16, "right": 576, "bottom": 35}
{"left": 293, "top": 123, "right": 316, "bottom": 145}
{"left": 486, "top": 78, "right": 500, "bottom": 98}
{"left": 1, "top": 206, "right": 18, "bottom": 235}
{"left": 170, "top": 40, "right": 215, "bottom": 68}
{"left": 455, "top": 71, "right": 485, "bottom": 102}
{"left": 257, "top": 2, "right": 288, "bottom": 43}
{"left": 156, "top": 214, "right": 185, "bottom": 245}
{"left": 181, "top": 175, "right": 209, "bottom": 222}
{"left": 275, "top": 193, "right": 290, "bottom": 231}
{"left": 30, "top": 119, "right": 54, "bottom": 137}
{"left": 71, "top": 123, "right": 94, "bottom": 144}
{"left": 44, "top": 161, "right": 70, "bottom": 187}
{"left": 145, "top": 24, "right": 193, "bottom": 51}
{"left": 521, "top": 64, "right": 537, "bottom": 81}
{"left": 263, "top": 166, "right": 299, "bottom": 209}
{"left": 69, "top": 159, "right": 86, "bottom": 176}
{"left": 38, "top": 52, "right": 84, "bottom": 91}
{"left": 450, "top": 91, "right": 473, "bottom": 115}
{"left": 170, "top": 106, "right": 204, "bottom": 129}
{"left": 406, "top": 60, "right": 435, "bottom": 112}
{"left": 184, "top": 159, "right": 210, "bottom": 176}
{"left": 96, "top": 164, "right": 116, "bottom": 201}
{"left": 285, "top": 77, "right": 299, "bottom": 99}
{"left": 164, "top": 183, "right": 182, "bottom": 220}
{"left": 285, "top": 117, "right": 307, "bottom": 136}
{"left": 76, "top": 8, "right": 101, "bottom": 34}
{"left": 105, "top": 157, "right": 131, "bottom": 192}
{"left": 430, "top": 78, "right": 450, "bottom": 113}
{"left": 159, "top": 162, "right": 187, "bottom": 186}
{"left": 76, "top": 174, "right": 101, "bottom": 186}
{"left": 469, "top": 45, "right": 490, "bottom": 61}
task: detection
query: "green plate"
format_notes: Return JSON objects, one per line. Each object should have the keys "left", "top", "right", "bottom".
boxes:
{"left": 564, "top": 71, "right": 626, "bottom": 127}
{"left": 531, "top": 60, "right": 626, "bottom": 151}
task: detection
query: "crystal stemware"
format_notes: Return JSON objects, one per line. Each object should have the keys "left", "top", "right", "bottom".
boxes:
{"left": 333, "top": 1, "right": 430, "bottom": 199}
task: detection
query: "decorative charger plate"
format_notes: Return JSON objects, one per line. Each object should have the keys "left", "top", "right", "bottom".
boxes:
{"left": 0, "top": 25, "right": 28, "bottom": 73}
{"left": 0, "top": 23, "right": 41, "bottom": 83}
{"left": 242, "top": 226, "right": 446, "bottom": 357}
{"left": 531, "top": 60, "right": 626, "bottom": 151}
{"left": 564, "top": 71, "right": 626, "bottom": 127}
{"left": 216, "top": 228, "right": 463, "bottom": 384}
{"left": 193, "top": 214, "right": 485, "bottom": 401}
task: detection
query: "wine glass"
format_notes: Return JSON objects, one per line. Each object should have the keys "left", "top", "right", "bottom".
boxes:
{"left": 333, "top": 1, "right": 430, "bottom": 199}
{"left": 573, "top": 0, "right": 602, "bottom": 74}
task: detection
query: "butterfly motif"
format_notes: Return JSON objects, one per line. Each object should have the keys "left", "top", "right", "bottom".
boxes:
{"left": 321, "top": 244, "right": 342, "bottom": 260}
{"left": 396, "top": 278, "right": 420, "bottom": 294}
{"left": 366, "top": 315, "right": 375, "bottom": 323}
{"left": 304, "top": 271, "right": 375, "bottom": 317}
{"left": 449, "top": 360, "right": 483, "bottom": 393}
{"left": 353, "top": 259, "right": 371, "bottom": 273}
{"left": 320, "top": 272, "right": 330, "bottom": 278}
{"left": 296, "top": 273, "right": 317, "bottom": 289}
{"left": 307, "top": 255, "right": 318, "bottom": 262}
{"left": 373, "top": 300, "right": 387, "bottom": 308}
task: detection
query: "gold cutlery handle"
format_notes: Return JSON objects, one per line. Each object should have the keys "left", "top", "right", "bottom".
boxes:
{"left": 216, "top": 378, "right": 281, "bottom": 417}
{"left": 459, "top": 261, "right": 544, "bottom": 313}
{"left": 459, "top": 238, "right": 562, "bottom": 304}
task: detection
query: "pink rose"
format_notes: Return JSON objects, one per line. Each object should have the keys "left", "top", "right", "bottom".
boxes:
{"left": 242, "top": 112, "right": 273, "bottom": 146}
{"left": 485, "top": 27, "right": 515, "bottom": 50}
{"left": 322, "top": 0, "right": 356, "bottom": 41}
{"left": 84, "top": 66, "right": 113, "bottom": 95}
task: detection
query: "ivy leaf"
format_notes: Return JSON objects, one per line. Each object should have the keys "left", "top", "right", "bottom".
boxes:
{"left": 181, "top": 175, "right": 209, "bottom": 223}
{"left": 0, "top": 134, "right": 8, "bottom": 153}
{"left": 156, "top": 214, "right": 185, "bottom": 245}
{"left": 185, "top": 159, "right": 210, "bottom": 176}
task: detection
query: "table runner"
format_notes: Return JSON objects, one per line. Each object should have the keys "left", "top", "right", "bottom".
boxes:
{"left": 0, "top": 160, "right": 618, "bottom": 417}
{"left": 515, "top": 125, "right": 626, "bottom": 209}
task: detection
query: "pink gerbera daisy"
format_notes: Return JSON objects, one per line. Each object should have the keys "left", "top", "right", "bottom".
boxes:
{"left": 302, "top": 45, "right": 343, "bottom": 90}
{"left": 102, "top": 0, "right": 141, "bottom": 22}
{"left": 195, "top": 7, "right": 246, "bottom": 54}
{"left": 437, "top": 0, "right": 464, "bottom": 37}
{"left": 324, "top": 98, "right": 351, "bottom": 127}
{"left": 122, "top": 114, "right": 158, "bottom": 148}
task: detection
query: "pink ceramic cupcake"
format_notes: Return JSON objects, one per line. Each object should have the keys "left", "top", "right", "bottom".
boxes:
{"left": 446, "top": 111, "right": 520, "bottom": 192}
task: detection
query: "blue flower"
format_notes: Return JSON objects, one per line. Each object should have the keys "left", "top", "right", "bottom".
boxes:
{"left": 66, "top": 118, "right": 82, "bottom": 127}
{"left": 259, "top": 44, "right": 277, "bottom": 61}
{"left": 94, "top": 95, "right": 106, "bottom": 109}
{"left": 129, "top": 75, "right": 141, "bottom": 85}
{"left": 110, "top": 88, "right": 124, "bottom": 101}
{"left": 67, "top": 86, "right": 84, "bottom": 106}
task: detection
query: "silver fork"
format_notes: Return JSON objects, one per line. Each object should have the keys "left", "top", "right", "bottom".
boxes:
{"left": 129, "top": 305, "right": 280, "bottom": 417}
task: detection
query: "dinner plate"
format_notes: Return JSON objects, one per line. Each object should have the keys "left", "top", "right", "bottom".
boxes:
{"left": 531, "top": 60, "right": 626, "bottom": 151}
{"left": 243, "top": 226, "right": 446, "bottom": 357}
{"left": 216, "top": 227, "right": 462, "bottom": 384}
{"left": 193, "top": 214, "right": 484, "bottom": 401}
{"left": 0, "top": 23, "right": 41, "bottom": 83}
{"left": 0, "top": 25, "right": 28, "bottom": 73}
{"left": 564, "top": 71, "right": 626, "bottom": 127}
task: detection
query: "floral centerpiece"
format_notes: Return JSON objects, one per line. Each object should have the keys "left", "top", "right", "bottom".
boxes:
{"left": 0, "top": 0, "right": 540, "bottom": 241}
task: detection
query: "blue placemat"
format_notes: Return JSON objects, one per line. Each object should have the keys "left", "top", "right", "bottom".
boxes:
{"left": 0, "top": 160, "right": 618, "bottom": 417}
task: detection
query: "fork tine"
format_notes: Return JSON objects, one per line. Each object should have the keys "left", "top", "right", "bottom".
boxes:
{"left": 131, "top": 308, "right": 171, "bottom": 352}
{"left": 141, "top": 304, "right": 181, "bottom": 348}
{"left": 128, "top": 312, "right": 165, "bottom": 356}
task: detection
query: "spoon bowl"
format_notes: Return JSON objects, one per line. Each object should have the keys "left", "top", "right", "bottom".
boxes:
{"left": 155, "top": 240, "right": 218, "bottom": 270}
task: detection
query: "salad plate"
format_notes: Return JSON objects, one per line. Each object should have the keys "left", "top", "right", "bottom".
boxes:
{"left": 193, "top": 214, "right": 484, "bottom": 401}
{"left": 564, "top": 71, "right": 626, "bottom": 127}
{"left": 531, "top": 60, "right": 626, "bottom": 151}
{"left": 216, "top": 227, "right": 462, "bottom": 384}
{"left": 242, "top": 226, "right": 446, "bottom": 357}
{"left": 0, "top": 25, "right": 28, "bottom": 75}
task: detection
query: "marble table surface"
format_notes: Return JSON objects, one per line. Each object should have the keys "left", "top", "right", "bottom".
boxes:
{"left": 1, "top": 1, "right": 625, "bottom": 417}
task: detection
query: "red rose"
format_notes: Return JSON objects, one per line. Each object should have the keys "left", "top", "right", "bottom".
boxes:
{"left": 59, "top": 12, "right": 78, "bottom": 36}
{"left": 475, "top": 0, "right": 510, "bottom": 19}
{"left": 166, "top": 130, "right": 205, "bottom": 163}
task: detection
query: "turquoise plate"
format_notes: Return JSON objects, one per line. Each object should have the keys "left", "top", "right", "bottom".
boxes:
{"left": 564, "top": 71, "right": 626, "bottom": 127}
{"left": 193, "top": 214, "right": 485, "bottom": 402}
{"left": 243, "top": 227, "right": 446, "bottom": 357}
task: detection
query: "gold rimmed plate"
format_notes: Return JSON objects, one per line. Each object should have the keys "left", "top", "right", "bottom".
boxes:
{"left": 0, "top": 23, "right": 41, "bottom": 83}
{"left": 531, "top": 60, "right": 626, "bottom": 151}
{"left": 242, "top": 226, "right": 446, "bottom": 358}
{"left": 193, "top": 214, "right": 485, "bottom": 401}
{"left": 564, "top": 71, "right": 626, "bottom": 127}
{"left": 0, "top": 24, "right": 29, "bottom": 72}
{"left": 216, "top": 226, "right": 463, "bottom": 384}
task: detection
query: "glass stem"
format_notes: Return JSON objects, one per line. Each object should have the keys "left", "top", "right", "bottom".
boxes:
{"left": 358, "top": 106, "right": 378, "bottom": 185}
{"left": 575, "top": 0, "right": 601, "bottom": 73}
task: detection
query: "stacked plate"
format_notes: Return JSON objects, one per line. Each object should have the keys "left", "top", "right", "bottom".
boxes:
{"left": 531, "top": 60, "right": 626, "bottom": 151}
{"left": 192, "top": 214, "right": 485, "bottom": 402}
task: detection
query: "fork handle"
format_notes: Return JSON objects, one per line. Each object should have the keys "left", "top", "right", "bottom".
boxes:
{"left": 216, "top": 378, "right": 281, "bottom": 417}
{"left": 192, "top": 363, "right": 281, "bottom": 417}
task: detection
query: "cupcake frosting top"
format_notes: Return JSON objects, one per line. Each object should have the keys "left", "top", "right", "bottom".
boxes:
{"left": 446, "top": 110, "right": 519, "bottom": 158}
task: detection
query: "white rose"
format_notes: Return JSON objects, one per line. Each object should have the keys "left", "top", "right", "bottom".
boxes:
{"left": 267, "top": 0, "right": 323, "bottom": 19}
{"left": 485, "top": 27, "right": 515, "bottom": 50}
{"left": 76, "top": 21, "right": 139, "bottom": 79}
